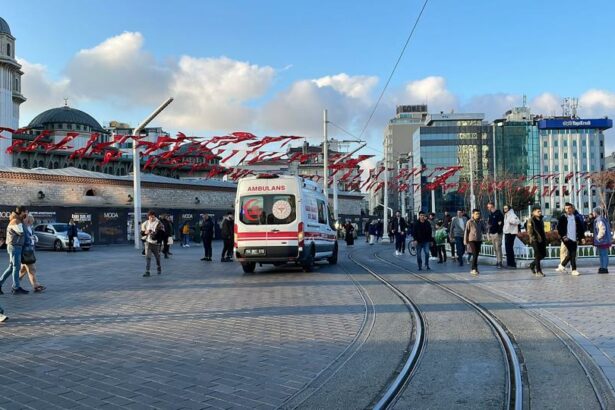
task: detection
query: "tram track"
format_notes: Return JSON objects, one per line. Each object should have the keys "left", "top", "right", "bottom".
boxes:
{"left": 372, "top": 252, "right": 522, "bottom": 410}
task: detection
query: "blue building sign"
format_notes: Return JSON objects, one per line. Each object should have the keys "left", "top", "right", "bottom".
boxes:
{"left": 537, "top": 118, "right": 613, "bottom": 130}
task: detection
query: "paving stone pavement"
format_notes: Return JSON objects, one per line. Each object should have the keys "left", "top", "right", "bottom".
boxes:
{"left": 382, "top": 246, "right": 615, "bottom": 394}
{"left": 0, "top": 242, "right": 365, "bottom": 409}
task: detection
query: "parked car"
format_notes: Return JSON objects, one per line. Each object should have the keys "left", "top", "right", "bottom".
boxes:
{"left": 33, "top": 223, "right": 93, "bottom": 251}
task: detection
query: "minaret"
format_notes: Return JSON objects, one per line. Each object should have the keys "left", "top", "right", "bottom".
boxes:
{"left": 0, "top": 17, "right": 26, "bottom": 167}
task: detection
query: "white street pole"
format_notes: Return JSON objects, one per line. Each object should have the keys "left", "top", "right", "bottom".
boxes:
{"left": 469, "top": 148, "right": 476, "bottom": 211}
{"left": 333, "top": 174, "right": 338, "bottom": 221}
{"left": 431, "top": 179, "right": 436, "bottom": 214}
{"left": 492, "top": 123, "right": 497, "bottom": 208}
{"left": 382, "top": 156, "right": 390, "bottom": 243}
{"left": 323, "top": 109, "right": 329, "bottom": 200}
{"left": 132, "top": 97, "right": 174, "bottom": 249}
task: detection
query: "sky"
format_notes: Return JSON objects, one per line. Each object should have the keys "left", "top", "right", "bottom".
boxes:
{"left": 3, "top": 0, "right": 615, "bottom": 156}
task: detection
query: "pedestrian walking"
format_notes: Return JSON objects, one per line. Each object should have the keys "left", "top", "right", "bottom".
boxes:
{"left": 376, "top": 219, "right": 383, "bottom": 242}
{"left": 344, "top": 220, "right": 355, "bottom": 247}
{"left": 160, "top": 215, "right": 174, "bottom": 258}
{"left": 0, "top": 207, "right": 29, "bottom": 294}
{"left": 428, "top": 213, "right": 437, "bottom": 259}
{"left": 450, "top": 209, "right": 467, "bottom": 266}
{"left": 181, "top": 222, "right": 191, "bottom": 248}
{"left": 19, "top": 214, "right": 45, "bottom": 292}
{"left": 464, "top": 209, "right": 487, "bottom": 276}
{"left": 67, "top": 218, "right": 78, "bottom": 252}
{"left": 364, "top": 222, "right": 370, "bottom": 243}
{"left": 557, "top": 202, "right": 585, "bottom": 276}
{"left": 391, "top": 211, "right": 407, "bottom": 255}
{"left": 444, "top": 211, "right": 456, "bottom": 259}
{"left": 141, "top": 211, "right": 164, "bottom": 277}
{"left": 503, "top": 205, "right": 520, "bottom": 268}
{"left": 527, "top": 206, "right": 546, "bottom": 277}
{"left": 592, "top": 207, "right": 612, "bottom": 274}
{"left": 200, "top": 214, "right": 214, "bottom": 261}
{"left": 368, "top": 220, "right": 377, "bottom": 245}
{"left": 412, "top": 211, "right": 433, "bottom": 271}
{"left": 220, "top": 212, "right": 234, "bottom": 262}
{"left": 487, "top": 201, "right": 504, "bottom": 268}
{"left": 435, "top": 221, "right": 448, "bottom": 263}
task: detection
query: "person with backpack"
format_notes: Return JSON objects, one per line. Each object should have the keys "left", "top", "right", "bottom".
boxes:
{"left": 200, "top": 214, "right": 214, "bottom": 261}
{"left": 220, "top": 212, "right": 234, "bottom": 262}
{"left": 141, "top": 211, "right": 164, "bottom": 277}
{"left": 592, "top": 207, "right": 612, "bottom": 274}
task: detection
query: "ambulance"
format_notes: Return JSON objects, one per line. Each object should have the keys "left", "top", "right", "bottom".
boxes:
{"left": 234, "top": 174, "right": 338, "bottom": 273}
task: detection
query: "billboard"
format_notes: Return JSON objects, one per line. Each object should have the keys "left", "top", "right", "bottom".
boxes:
{"left": 537, "top": 118, "right": 613, "bottom": 130}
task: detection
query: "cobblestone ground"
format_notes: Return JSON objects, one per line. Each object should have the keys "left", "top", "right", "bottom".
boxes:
{"left": 0, "top": 242, "right": 365, "bottom": 409}
{"left": 384, "top": 246, "right": 615, "bottom": 393}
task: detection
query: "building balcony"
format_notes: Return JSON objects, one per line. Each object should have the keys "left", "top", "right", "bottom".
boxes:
{"left": 12, "top": 90, "right": 26, "bottom": 104}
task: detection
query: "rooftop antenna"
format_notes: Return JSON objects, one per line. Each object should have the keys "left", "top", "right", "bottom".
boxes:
{"left": 522, "top": 94, "right": 527, "bottom": 108}
{"left": 63, "top": 97, "right": 69, "bottom": 107}
{"left": 561, "top": 97, "right": 570, "bottom": 117}
{"left": 571, "top": 97, "right": 579, "bottom": 118}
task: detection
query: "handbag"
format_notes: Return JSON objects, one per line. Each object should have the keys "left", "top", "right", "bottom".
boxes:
{"left": 22, "top": 249, "right": 36, "bottom": 265}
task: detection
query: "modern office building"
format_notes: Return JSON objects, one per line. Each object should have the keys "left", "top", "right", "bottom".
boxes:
{"left": 0, "top": 16, "right": 26, "bottom": 167}
{"left": 383, "top": 105, "right": 428, "bottom": 212}
{"left": 538, "top": 117, "right": 612, "bottom": 214}
{"left": 412, "top": 113, "right": 493, "bottom": 214}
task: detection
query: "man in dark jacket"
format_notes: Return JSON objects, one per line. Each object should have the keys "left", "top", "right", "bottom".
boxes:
{"left": 487, "top": 201, "right": 505, "bottom": 268}
{"left": 67, "top": 219, "right": 78, "bottom": 252}
{"left": 160, "top": 215, "right": 174, "bottom": 258}
{"left": 200, "top": 214, "right": 215, "bottom": 261}
{"left": 412, "top": 211, "right": 433, "bottom": 271}
{"left": 557, "top": 203, "right": 585, "bottom": 276}
{"left": 527, "top": 206, "right": 546, "bottom": 277}
{"left": 391, "top": 211, "right": 407, "bottom": 256}
{"left": 220, "top": 212, "right": 234, "bottom": 262}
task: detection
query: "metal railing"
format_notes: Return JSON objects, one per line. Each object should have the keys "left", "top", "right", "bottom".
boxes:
{"left": 479, "top": 243, "right": 615, "bottom": 260}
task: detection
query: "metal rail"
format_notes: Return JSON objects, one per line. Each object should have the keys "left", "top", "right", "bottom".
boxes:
{"left": 374, "top": 253, "right": 523, "bottom": 410}
{"left": 347, "top": 253, "right": 426, "bottom": 409}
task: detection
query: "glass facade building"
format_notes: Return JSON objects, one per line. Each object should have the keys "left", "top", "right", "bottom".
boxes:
{"left": 412, "top": 113, "right": 493, "bottom": 215}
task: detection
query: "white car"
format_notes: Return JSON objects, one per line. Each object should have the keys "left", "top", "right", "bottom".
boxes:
{"left": 33, "top": 223, "right": 93, "bottom": 251}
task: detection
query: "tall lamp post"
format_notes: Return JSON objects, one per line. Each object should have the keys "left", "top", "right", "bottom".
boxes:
{"left": 132, "top": 97, "right": 174, "bottom": 249}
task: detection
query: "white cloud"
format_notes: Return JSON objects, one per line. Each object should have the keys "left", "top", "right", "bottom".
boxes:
{"left": 579, "top": 89, "right": 615, "bottom": 115}
{"left": 530, "top": 92, "right": 560, "bottom": 116}
{"left": 260, "top": 73, "right": 378, "bottom": 139}
{"left": 462, "top": 93, "right": 521, "bottom": 120}
{"left": 161, "top": 56, "right": 275, "bottom": 130}
{"left": 65, "top": 32, "right": 172, "bottom": 105}
{"left": 401, "top": 76, "right": 458, "bottom": 113}
{"left": 18, "top": 58, "right": 70, "bottom": 123}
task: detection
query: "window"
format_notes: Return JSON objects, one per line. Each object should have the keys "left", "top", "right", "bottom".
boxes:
{"left": 564, "top": 153, "right": 567, "bottom": 159}
{"left": 6, "top": 43, "right": 10, "bottom": 56}
{"left": 564, "top": 165, "right": 568, "bottom": 172}
{"left": 85, "top": 189, "right": 96, "bottom": 196}
{"left": 317, "top": 199, "right": 327, "bottom": 224}
{"left": 34, "top": 225, "right": 45, "bottom": 232}
{"left": 239, "top": 194, "right": 296, "bottom": 225}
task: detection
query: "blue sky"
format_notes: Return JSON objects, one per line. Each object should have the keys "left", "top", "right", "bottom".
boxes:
{"left": 3, "top": 0, "right": 615, "bottom": 151}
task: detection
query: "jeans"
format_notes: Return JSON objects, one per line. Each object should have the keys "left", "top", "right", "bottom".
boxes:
{"left": 182, "top": 234, "right": 190, "bottom": 246}
{"left": 145, "top": 242, "right": 161, "bottom": 273}
{"left": 504, "top": 233, "right": 517, "bottom": 267}
{"left": 561, "top": 240, "right": 578, "bottom": 270}
{"left": 455, "top": 237, "right": 465, "bottom": 265}
{"left": 437, "top": 244, "right": 446, "bottom": 262}
{"left": 395, "top": 233, "right": 405, "bottom": 253}
{"left": 203, "top": 238, "right": 212, "bottom": 258}
{"left": 1, "top": 245, "right": 22, "bottom": 289}
{"left": 530, "top": 242, "right": 546, "bottom": 273}
{"left": 450, "top": 239, "right": 456, "bottom": 258}
{"left": 598, "top": 247, "right": 609, "bottom": 269}
{"left": 416, "top": 242, "right": 431, "bottom": 269}
{"left": 469, "top": 241, "right": 482, "bottom": 270}
{"left": 222, "top": 239, "right": 233, "bottom": 260}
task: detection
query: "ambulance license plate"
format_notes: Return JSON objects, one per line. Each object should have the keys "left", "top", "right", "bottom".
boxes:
{"left": 246, "top": 248, "right": 266, "bottom": 256}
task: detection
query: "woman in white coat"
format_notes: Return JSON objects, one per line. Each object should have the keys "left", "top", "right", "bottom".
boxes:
{"left": 503, "top": 205, "right": 520, "bottom": 268}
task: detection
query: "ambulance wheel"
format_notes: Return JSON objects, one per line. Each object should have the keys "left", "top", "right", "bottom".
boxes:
{"left": 302, "top": 246, "right": 315, "bottom": 272}
{"left": 241, "top": 262, "right": 256, "bottom": 274}
{"left": 328, "top": 242, "right": 338, "bottom": 265}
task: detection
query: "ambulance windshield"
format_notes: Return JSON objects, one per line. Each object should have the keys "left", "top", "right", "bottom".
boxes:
{"left": 240, "top": 195, "right": 296, "bottom": 225}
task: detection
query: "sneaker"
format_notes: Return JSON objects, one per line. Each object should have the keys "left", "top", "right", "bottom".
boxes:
{"left": 529, "top": 262, "right": 536, "bottom": 274}
{"left": 497, "top": 263, "right": 503, "bottom": 269}
{"left": 395, "top": 251, "right": 400, "bottom": 256}
{"left": 11, "top": 287, "right": 29, "bottom": 295}
{"left": 0, "top": 287, "right": 3, "bottom": 295}
{"left": 555, "top": 264, "right": 567, "bottom": 273}
{"left": 571, "top": 270, "right": 581, "bottom": 276}
{"left": 185, "top": 245, "right": 190, "bottom": 248}
{"left": 426, "top": 266, "right": 431, "bottom": 271}
{"left": 598, "top": 268, "right": 609, "bottom": 274}
{"left": 143, "top": 272, "right": 151, "bottom": 277}
{"left": 200, "top": 257, "right": 207, "bottom": 261}
{"left": 470, "top": 270, "right": 479, "bottom": 276}
{"left": 157, "top": 270, "right": 162, "bottom": 275}
{"left": 34, "top": 285, "right": 46, "bottom": 292}
{"left": 536, "top": 271, "right": 545, "bottom": 277}
{"left": 0, "top": 314, "right": 8, "bottom": 323}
